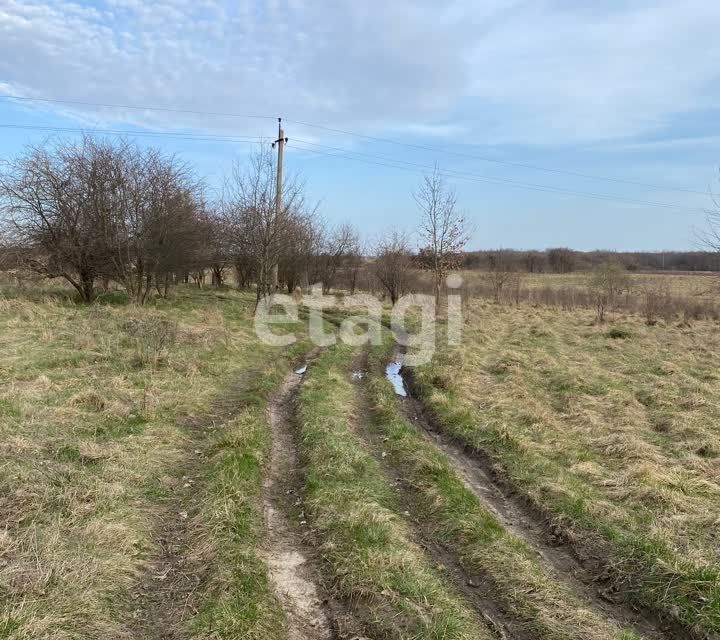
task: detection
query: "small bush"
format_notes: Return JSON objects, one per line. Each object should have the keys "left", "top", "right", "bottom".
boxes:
{"left": 123, "top": 314, "right": 178, "bottom": 368}
{"left": 69, "top": 390, "right": 106, "bottom": 411}
{"left": 606, "top": 326, "right": 632, "bottom": 340}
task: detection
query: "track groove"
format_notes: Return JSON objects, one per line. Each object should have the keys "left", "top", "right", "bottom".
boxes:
{"left": 264, "top": 363, "right": 338, "bottom": 640}
{"left": 398, "top": 363, "right": 675, "bottom": 640}
{"left": 127, "top": 373, "right": 257, "bottom": 639}
{"left": 350, "top": 353, "right": 528, "bottom": 640}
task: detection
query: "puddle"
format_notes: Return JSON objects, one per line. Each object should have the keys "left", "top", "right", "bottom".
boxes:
{"left": 351, "top": 371, "right": 364, "bottom": 381}
{"left": 385, "top": 360, "right": 407, "bottom": 397}
{"left": 295, "top": 364, "right": 308, "bottom": 375}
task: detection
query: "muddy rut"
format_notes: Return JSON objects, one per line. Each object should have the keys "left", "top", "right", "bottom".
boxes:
{"left": 389, "top": 359, "right": 674, "bottom": 640}
{"left": 128, "top": 459, "right": 204, "bottom": 640}
{"left": 127, "top": 374, "right": 257, "bottom": 639}
{"left": 264, "top": 364, "right": 336, "bottom": 640}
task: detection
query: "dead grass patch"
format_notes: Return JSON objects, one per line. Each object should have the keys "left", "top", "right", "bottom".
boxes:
{"left": 414, "top": 300, "right": 720, "bottom": 634}
{"left": 0, "top": 287, "right": 301, "bottom": 638}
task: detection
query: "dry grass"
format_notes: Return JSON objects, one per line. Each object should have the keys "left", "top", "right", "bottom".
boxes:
{"left": 365, "top": 342, "right": 647, "bottom": 640}
{"left": 414, "top": 300, "right": 720, "bottom": 634}
{"left": 297, "top": 343, "right": 496, "bottom": 640}
{"left": 452, "top": 270, "right": 718, "bottom": 297}
{"left": 406, "top": 270, "right": 720, "bottom": 320}
{"left": 0, "top": 287, "right": 296, "bottom": 638}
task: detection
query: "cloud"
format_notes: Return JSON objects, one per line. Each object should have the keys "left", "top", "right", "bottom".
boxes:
{"left": 462, "top": 1, "right": 720, "bottom": 143}
{"left": 0, "top": 0, "right": 719, "bottom": 145}
{"left": 600, "top": 135, "right": 720, "bottom": 152}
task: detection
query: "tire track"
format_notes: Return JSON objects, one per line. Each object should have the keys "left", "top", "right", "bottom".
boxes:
{"left": 128, "top": 374, "right": 256, "bottom": 639}
{"left": 350, "top": 353, "right": 527, "bottom": 640}
{"left": 394, "top": 358, "right": 675, "bottom": 640}
{"left": 266, "top": 360, "right": 370, "bottom": 640}
{"left": 264, "top": 363, "right": 337, "bottom": 640}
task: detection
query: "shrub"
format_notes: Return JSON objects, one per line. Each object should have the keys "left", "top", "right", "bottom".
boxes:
{"left": 606, "top": 326, "right": 632, "bottom": 340}
{"left": 123, "top": 315, "right": 178, "bottom": 368}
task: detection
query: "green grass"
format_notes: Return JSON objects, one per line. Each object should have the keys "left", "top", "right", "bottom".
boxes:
{"left": 190, "top": 336, "right": 314, "bottom": 639}
{"left": 411, "top": 301, "right": 720, "bottom": 635}
{"left": 297, "top": 343, "right": 495, "bottom": 640}
{"left": 364, "top": 339, "right": 645, "bottom": 640}
{"left": 191, "top": 386, "right": 287, "bottom": 637}
{"left": 0, "top": 286, "right": 308, "bottom": 639}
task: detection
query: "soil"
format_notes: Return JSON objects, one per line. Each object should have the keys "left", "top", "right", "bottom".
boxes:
{"left": 263, "top": 366, "right": 336, "bottom": 640}
{"left": 395, "top": 364, "right": 678, "bottom": 640}
{"left": 127, "top": 373, "right": 259, "bottom": 639}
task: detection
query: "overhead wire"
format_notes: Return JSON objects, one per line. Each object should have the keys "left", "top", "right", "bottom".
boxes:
{"left": 0, "top": 120, "right": 707, "bottom": 214}
{"left": 284, "top": 120, "right": 710, "bottom": 196}
{"left": 0, "top": 123, "right": 264, "bottom": 144}
{"left": 0, "top": 93, "right": 710, "bottom": 197}
{"left": 287, "top": 140, "right": 709, "bottom": 215}
{"left": 0, "top": 94, "right": 273, "bottom": 122}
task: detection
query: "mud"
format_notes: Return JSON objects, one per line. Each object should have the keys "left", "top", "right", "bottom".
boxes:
{"left": 127, "top": 373, "right": 260, "bottom": 639}
{"left": 264, "top": 366, "right": 336, "bottom": 640}
{"left": 396, "top": 364, "right": 676, "bottom": 640}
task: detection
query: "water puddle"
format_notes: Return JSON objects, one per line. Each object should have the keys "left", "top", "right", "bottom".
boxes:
{"left": 294, "top": 364, "right": 308, "bottom": 375}
{"left": 385, "top": 360, "right": 407, "bottom": 397}
{"left": 351, "top": 371, "right": 364, "bottom": 381}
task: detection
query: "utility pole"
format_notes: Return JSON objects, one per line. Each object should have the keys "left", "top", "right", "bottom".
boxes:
{"left": 271, "top": 118, "right": 287, "bottom": 290}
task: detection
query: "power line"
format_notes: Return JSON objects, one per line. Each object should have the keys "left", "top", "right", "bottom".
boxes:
{"left": 294, "top": 137, "right": 705, "bottom": 209}
{"left": 287, "top": 140, "right": 709, "bottom": 215}
{"left": 284, "top": 120, "right": 711, "bottom": 197}
{"left": 0, "top": 94, "right": 273, "bottom": 122}
{"left": 0, "top": 124, "right": 264, "bottom": 144}
{"left": 288, "top": 139, "right": 707, "bottom": 213}
{"left": 0, "top": 93, "right": 709, "bottom": 197}
{"left": 0, "top": 120, "right": 707, "bottom": 214}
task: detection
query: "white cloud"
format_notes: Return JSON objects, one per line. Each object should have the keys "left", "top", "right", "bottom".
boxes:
{"left": 600, "top": 136, "right": 720, "bottom": 152}
{"left": 0, "top": 0, "right": 719, "bottom": 144}
{"left": 463, "top": 1, "right": 720, "bottom": 143}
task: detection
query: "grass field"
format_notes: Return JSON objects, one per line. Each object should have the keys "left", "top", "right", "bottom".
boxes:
{"left": 413, "top": 300, "right": 720, "bottom": 635}
{"left": 297, "top": 343, "right": 497, "bottom": 639}
{"left": 457, "top": 270, "right": 719, "bottom": 296}
{"left": 0, "top": 276, "right": 718, "bottom": 639}
{"left": 0, "top": 288, "right": 308, "bottom": 638}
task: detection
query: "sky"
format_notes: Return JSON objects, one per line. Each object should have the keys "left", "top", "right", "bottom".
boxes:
{"left": 1, "top": 0, "right": 720, "bottom": 251}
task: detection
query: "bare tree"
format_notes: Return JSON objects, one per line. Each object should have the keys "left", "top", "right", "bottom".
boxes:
{"left": 99, "top": 144, "right": 203, "bottom": 304}
{"left": 373, "top": 230, "right": 412, "bottom": 304}
{"left": 234, "top": 251, "right": 257, "bottom": 289}
{"left": 638, "top": 279, "right": 672, "bottom": 326}
{"left": 588, "top": 261, "right": 631, "bottom": 323}
{"left": 202, "top": 211, "right": 232, "bottom": 288}
{"left": 0, "top": 241, "right": 40, "bottom": 288}
{"left": 524, "top": 250, "right": 545, "bottom": 273}
{"left": 701, "top": 178, "right": 720, "bottom": 280}
{"left": 547, "top": 247, "right": 576, "bottom": 273}
{"left": 278, "top": 214, "right": 316, "bottom": 293}
{"left": 222, "top": 146, "right": 311, "bottom": 307}
{"left": 0, "top": 137, "right": 113, "bottom": 302}
{"left": 0, "top": 136, "right": 207, "bottom": 303}
{"left": 485, "top": 251, "right": 520, "bottom": 303}
{"left": 312, "top": 223, "right": 359, "bottom": 294}
{"left": 706, "top": 223, "right": 720, "bottom": 254}
{"left": 414, "top": 166, "right": 470, "bottom": 308}
{"left": 345, "top": 237, "right": 365, "bottom": 295}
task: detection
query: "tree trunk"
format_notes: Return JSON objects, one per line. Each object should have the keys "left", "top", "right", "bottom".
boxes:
{"left": 77, "top": 268, "right": 96, "bottom": 303}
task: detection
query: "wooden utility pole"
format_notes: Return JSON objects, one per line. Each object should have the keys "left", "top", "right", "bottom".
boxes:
{"left": 271, "top": 118, "right": 287, "bottom": 290}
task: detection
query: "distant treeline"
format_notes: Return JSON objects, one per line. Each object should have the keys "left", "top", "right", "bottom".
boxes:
{"left": 461, "top": 248, "right": 720, "bottom": 273}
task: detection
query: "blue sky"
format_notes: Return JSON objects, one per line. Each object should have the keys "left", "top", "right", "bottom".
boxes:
{"left": 1, "top": 0, "right": 719, "bottom": 251}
